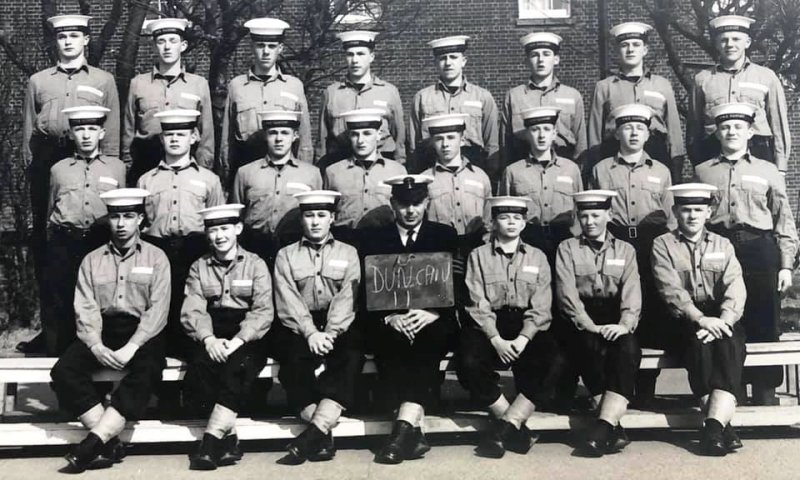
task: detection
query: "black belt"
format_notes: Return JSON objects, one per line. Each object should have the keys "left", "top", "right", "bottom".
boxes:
{"left": 497, "top": 306, "right": 525, "bottom": 314}
{"left": 49, "top": 224, "right": 98, "bottom": 239}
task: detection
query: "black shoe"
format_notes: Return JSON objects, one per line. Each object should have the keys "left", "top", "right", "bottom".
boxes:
{"left": 404, "top": 427, "right": 431, "bottom": 460}
{"left": 285, "top": 424, "right": 326, "bottom": 465}
{"left": 505, "top": 424, "right": 536, "bottom": 455}
{"left": 581, "top": 421, "right": 612, "bottom": 458}
{"left": 374, "top": 420, "right": 414, "bottom": 464}
{"left": 475, "top": 420, "right": 516, "bottom": 459}
{"left": 699, "top": 423, "right": 727, "bottom": 457}
{"left": 309, "top": 432, "right": 336, "bottom": 462}
{"left": 723, "top": 424, "right": 743, "bottom": 451}
{"left": 189, "top": 434, "right": 220, "bottom": 470}
{"left": 99, "top": 436, "right": 126, "bottom": 464}
{"left": 217, "top": 434, "right": 242, "bottom": 466}
{"left": 64, "top": 433, "right": 105, "bottom": 473}
{"left": 16, "top": 333, "right": 45, "bottom": 355}
{"left": 606, "top": 425, "right": 630, "bottom": 454}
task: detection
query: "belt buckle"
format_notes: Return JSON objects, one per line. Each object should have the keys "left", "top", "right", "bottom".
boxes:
{"left": 628, "top": 226, "right": 638, "bottom": 239}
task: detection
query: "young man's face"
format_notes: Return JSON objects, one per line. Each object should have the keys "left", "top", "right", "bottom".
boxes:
{"left": 109, "top": 211, "right": 143, "bottom": 244}
{"left": 206, "top": 223, "right": 242, "bottom": 256}
{"left": 715, "top": 119, "right": 754, "bottom": 153}
{"left": 715, "top": 32, "right": 750, "bottom": 64}
{"left": 56, "top": 31, "right": 89, "bottom": 61}
{"left": 154, "top": 33, "right": 187, "bottom": 65}
{"left": 615, "top": 122, "right": 649, "bottom": 153}
{"left": 161, "top": 129, "right": 198, "bottom": 157}
{"left": 301, "top": 210, "right": 334, "bottom": 242}
{"left": 617, "top": 39, "right": 648, "bottom": 69}
{"left": 526, "top": 123, "right": 557, "bottom": 154}
{"left": 432, "top": 131, "right": 463, "bottom": 164}
{"left": 436, "top": 52, "right": 467, "bottom": 83}
{"left": 266, "top": 126, "right": 298, "bottom": 159}
{"left": 391, "top": 197, "right": 428, "bottom": 230}
{"left": 345, "top": 46, "right": 374, "bottom": 78}
{"left": 349, "top": 128, "right": 379, "bottom": 159}
{"left": 675, "top": 204, "right": 712, "bottom": 237}
{"left": 578, "top": 209, "right": 611, "bottom": 240}
{"left": 251, "top": 40, "right": 283, "bottom": 71}
{"left": 527, "top": 48, "right": 559, "bottom": 79}
{"left": 494, "top": 213, "right": 525, "bottom": 240}
{"left": 69, "top": 125, "right": 105, "bottom": 155}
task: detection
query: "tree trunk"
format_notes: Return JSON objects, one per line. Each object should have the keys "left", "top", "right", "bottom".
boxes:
{"left": 115, "top": 0, "right": 149, "bottom": 111}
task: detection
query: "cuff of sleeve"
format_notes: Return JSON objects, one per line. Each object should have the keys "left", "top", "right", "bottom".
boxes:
{"left": 684, "top": 305, "right": 705, "bottom": 324}
{"left": 619, "top": 314, "right": 637, "bottom": 333}
{"left": 196, "top": 329, "right": 214, "bottom": 344}
{"left": 573, "top": 314, "right": 593, "bottom": 331}
{"left": 299, "top": 321, "right": 319, "bottom": 340}
{"left": 83, "top": 334, "right": 103, "bottom": 349}
{"left": 128, "top": 332, "right": 147, "bottom": 348}
{"left": 235, "top": 327, "right": 255, "bottom": 343}
{"left": 720, "top": 309, "right": 738, "bottom": 326}
{"left": 780, "top": 256, "right": 794, "bottom": 270}
{"left": 481, "top": 323, "right": 500, "bottom": 340}
{"left": 519, "top": 323, "right": 539, "bottom": 340}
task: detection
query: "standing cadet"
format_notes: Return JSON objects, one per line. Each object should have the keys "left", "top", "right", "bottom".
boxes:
{"left": 181, "top": 204, "right": 273, "bottom": 470}
{"left": 588, "top": 22, "right": 684, "bottom": 180}
{"left": 137, "top": 109, "right": 225, "bottom": 360}
{"left": 651, "top": 183, "right": 747, "bottom": 456}
{"left": 231, "top": 110, "right": 322, "bottom": 267}
{"left": 688, "top": 15, "right": 790, "bottom": 171}
{"left": 693, "top": 102, "right": 798, "bottom": 405}
{"left": 123, "top": 17, "right": 214, "bottom": 184}
{"left": 589, "top": 103, "right": 673, "bottom": 405}
{"left": 555, "top": 190, "right": 642, "bottom": 457}
{"left": 317, "top": 31, "right": 405, "bottom": 169}
{"left": 39, "top": 106, "right": 126, "bottom": 356}
{"left": 324, "top": 109, "right": 406, "bottom": 244}
{"left": 500, "top": 32, "right": 586, "bottom": 167}
{"left": 21, "top": 14, "right": 121, "bottom": 353}
{"left": 219, "top": 17, "right": 313, "bottom": 187}
{"left": 359, "top": 175, "right": 459, "bottom": 465}
{"left": 50, "top": 188, "right": 169, "bottom": 473}
{"left": 457, "top": 196, "right": 566, "bottom": 459}
{"left": 409, "top": 36, "right": 499, "bottom": 179}
{"left": 272, "top": 191, "right": 363, "bottom": 465}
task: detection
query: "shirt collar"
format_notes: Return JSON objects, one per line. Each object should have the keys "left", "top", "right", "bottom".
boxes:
{"left": 54, "top": 62, "right": 89, "bottom": 75}
{"left": 526, "top": 150, "right": 559, "bottom": 168}
{"left": 527, "top": 75, "right": 561, "bottom": 92}
{"left": 342, "top": 74, "right": 384, "bottom": 90}
{"left": 396, "top": 222, "right": 422, "bottom": 240}
{"left": 207, "top": 250, "right": 246, "bottom": 266}
{"left": 157, "top": 157, "right": 200, "bottom": 171}
{"left": 611, "top": 151, "right": 653, "bottom": 168}
{"left": 436, "top": 77, "right": 470, "bottom": 93}
{"left": 70, "top": 153, "right": 105, "bottom": 164}
{"left": 434, "top": 159, "right": 474, "bottom": 173}
{"left": 716, "top": 58, "right": 751, "bottom": 74}
{"left": 676, "top": 228, "right": 709, "bottom": 245}
{"left": 105, "top": 238, "right": 143, "bottom": 259}
{"left": 579, "top": 232, "right": 615, "bottom": 251}
{"left": 612, "top": 69, "right": 651, "bottom": 83}
{"left": 347, "top": 156, "right": 386, "bottom": 168}
{"left": 262, "top": 156, "right": 299, "bottom": 168}
{"left": 301, "top": 234, "right": 336, "bottom": 249}
{"left": 712, "top": 152, "right": 752, "bottom": 165}
{"left": 151, "top": 65, "right": 187, "bottom": 83}
{"left": 491, "top": 237, "right": 526, "bottom": 256}
{"left": 246, "top": 67, "right": 286, "bottom": 84}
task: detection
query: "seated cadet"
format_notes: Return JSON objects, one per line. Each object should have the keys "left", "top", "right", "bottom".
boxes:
{"left": 231, "top": 110, "right": 322, "bottom": 267}
{"left": 40, "top": 105, "right": 126, "bottom": 356}
{"left": 50, "top": 188, "right": 169, "bottom": 473}
{"left": 180, "top": 204, "right": 274, "bottom": 470}
{"left": 324, "top": 108, "right": 406, "bottom": 245}
{"left": 359, "top": 175, "right": 459, "bottom": 465}
{"left": 271, "top": 190, "right": 362, "bottom": 465}
{"left": 554, "top": 190, "right": 642, "bottom": 457}
{"left": 651, "top": 183, "right": 747, "bottom": 456}
{"left": 457, "top": 196, "right": 566, "bottom": 459}
{"left": 137, "top": 109, "right": 224, "bottom": 360}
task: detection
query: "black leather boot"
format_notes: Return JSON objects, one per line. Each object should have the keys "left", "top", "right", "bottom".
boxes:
{"left": 374, "top": 420, "right": 415, "bottom": 464}
{"left": 64, "top": 433, "right": 105, "bottom": 473}
{"left": 217, "top": 434, "right": 243, "bottom": 466}
{"left": 189, "top": 433, "right": 221, "bottom": 470}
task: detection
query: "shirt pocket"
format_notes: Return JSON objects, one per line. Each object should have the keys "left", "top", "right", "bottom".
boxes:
{"left": 736, "top": 82, "right": 768, "bottom": 110}
{"left": 95, "top": 175, "right": 120, "bottom": 194}
{"left": 128, "top": 267, "right": 154, "bottom": 308}
{"left": 202, "top": 285, "right": 223, "bottom": 301}
{"left": 553, "top": 175, "right": 576, "bottom": 196}
{"left": 177, "top": 92, "right": 202, "bottom": 110}
{"left": 738, "top": 174, "right": 769, "bottom": 214}
{"left": 484, "top": 272, "right": 508, "bottom": 307}
{"left": 602, "top": 258, "right": 626, "bottom": 278}
{"left": 36, "top": 92, "right": 61, "bottom": 133}
{"left": 574, "top": 262, "right": 597, "bottom": 279}
{"left": 291, "top": 265, "right": 315, "bottom": 283}
{"left": 700, "top": 253, "right": 726, "bottom": 273}
{"left": 231, "top": 279, "right": 254, "bottom": 300}
{"left": 93, "top": 273, "right": 118, "bottom": 308}
{"left": 462, "top": 100, "right": 484, "bottom": 143}
{"left": 642, "top": 90, "right": 666, "bottom": 115}
{"left": 321, "top": 261, "right": 347, "bottom": 290}
{"left": 76, "top": 86, "right": 106, "bottom": 107}
{"left": 235, "top": 105, "right": 260, "bottom": 140}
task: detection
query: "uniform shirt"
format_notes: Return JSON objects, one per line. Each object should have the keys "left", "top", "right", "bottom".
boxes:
{"left": 651, "top": 229, "right": 745, "bottom": 326}
{"left": 499, "top": 153, "right": 583, "bottom": 228}
{"left": 123, "top": 67, "right": 215, "bottom": 169}
{"left": 220, "top": 68, "right": 313, "bottom": 180}
{"left": 274, "top": 236, "right": 360, "bottom": 339}
{"left": 230, "top": 157, "right": 323, "bottom": 234}
{"left": 137, "top": 159, "right": 225, "bottom": 237}
{"left": 47, "top": 155, "right": 126, "bottom": 229}
{"left": 181, "top": 248, "right": 273, "bottom": 343}
{"left": 318, "top": 75, "right": 406, "bottom": 162}
{"left": 74, "top": 239, "right": 170, "bottom": 348}
{"left": 588, "top": 71, "right": 685, "bottom": 158}
{"left": 555, "top": 234, "right": 641, "bottom": 332}
{"left": 693, "top": 154, "right": 799, "bottom": 269}
{"left": 500, "top": 77, "right": 587, "bottom": 161}
{"left": 421, "top": 160, "right": 491, "bottom": 235}
{"left": 689, "top": 60, "right": 791, "bottom": 171}
{"left": 23, "top": 62, "right": 121, "bottom": 164}
{"left": 409, "top": 78, "right": 499, "bottom": 157}
{"left": 590, "top": 153, "right": 674, "bottom": 228}
{"left": 323, "top": 157, "right": 407, "bottom": 229}
{"left": 465, "top": 239, "right": 552, "bottom": 340}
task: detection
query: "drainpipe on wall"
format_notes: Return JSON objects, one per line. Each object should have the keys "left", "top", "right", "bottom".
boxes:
{"left": 598, "top": 0, "right": 608, "bottom": 78}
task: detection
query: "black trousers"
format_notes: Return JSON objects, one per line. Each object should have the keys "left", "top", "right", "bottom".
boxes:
{"left": 50, "top": 315, "right": 166, "bottom": 419}
{"left": 691, "top": 134, "right": 774, "bottom": 165}
{"left": 457, "top": 309, "right": 566, "bottom": 406}
{"left": 41, "top": 225, "right": 109, "bottom": 356}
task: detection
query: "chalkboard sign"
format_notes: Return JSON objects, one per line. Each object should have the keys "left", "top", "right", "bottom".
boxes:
{"left": 364, "top": 252, "right": 454, "bottom": 311}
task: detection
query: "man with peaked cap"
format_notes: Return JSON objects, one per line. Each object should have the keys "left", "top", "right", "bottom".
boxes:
{"left": 124, "top": 17, "right": 214, "bottom": 184}
{"left": 555, "top": 190, "right": 641, "bottom": 457}
{"left": 50, "top": 188, "right": 169, "bottom": 473}
{"left": 358, "top": 174, "right": 459, "bottom": 465}
{"left": 137, "top": 109, "right": 225, "bottom": 360}
{"left": 34, "top": 106, "right": 126, "bottom": 356}
{"left": 317, "top": 30, "right": 405, "bottom": 169}
{"left": 180, "top": 204, "right": 273, "bottom": 470}
{"left": 688, "top": 15, "right": 790, "bottom": 170}
{"left": 219, "top": 17, "right": 313, "bottom": 187}
{"left": 457, "top": 196, "right": 566, "bottom": 459}
{"left": 324, "top": 108, "right": 407, "bottom": 245}
{"left": 21, "top": 14, "right": 121, "bottom": 353}
{"left": 409, "top": 35, "right": 499, "bottom": 179}
{"left": 501, "top": 32, "right": 586, "bottom": 167}
{"left": 651, "top": 183, "right": 747, "bottom": 456}
{"left": 231, "top": 110, "right": 322, "bottom": 267}
{"left": 588, "top": 22, "right": 684, "bottom": 180}
{"left": 271, "top": 190, "right": 363, "bottom": 465}
{"left": 693, "top": 102, "right": 798, "bottom": 405}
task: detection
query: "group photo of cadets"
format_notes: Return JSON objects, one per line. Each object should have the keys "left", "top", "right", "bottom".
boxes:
{"left": 15, "top": 7, "right": 800, "bottom": 474}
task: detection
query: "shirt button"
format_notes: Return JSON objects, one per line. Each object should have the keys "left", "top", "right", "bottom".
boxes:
{"left": 456, "top": 202, "right": 461, "bottom": 206}
{"left": 364, "top": 189, "right": 368, "bottom": 193}
{"left": 119, "top": 276, "right": 124, "bottom": 280}
{"left": 318, "top": 290, "right": 323, "bottom": 294}
{"left": 731, "top": 183, "right": 736, "bottom": 187}
{"left": 225, "top": 289, "right": 229, "bottom": 294}
{"left": 118, "top": 295, "right": 123, "bottom": 299}
{"left": 263, "top": 101, "right": 267, "bottom": 104}
{"left": 631, "top": 201, "right": 636, "bottom": 205}
{"left": 631, "top": 218, "right": 635, "bottom": 222}
{"left": 363, "top": 207, "right": 368, "bottom": 211}
{"left": 173, "top": 216, "right": 177, "bottom": 220}
{"left": 173, "top": 200, "right": 177, "bottom": 205}
{"left": 316, "top": 253, "right": 321, "bottom": 258}
{"left": 544, "top": 203, "right": 548, "bottom": 207}
{"left": 316, "top": 272, "right": 321, "bottom": 276}
{"left": 457, "top": 218, "right": 462, "bottom": 222}
{"left": 85, "top": 183, "right": 90, "bottom": 188}
{"left": 84, "top": 202, "right": 89, "bottom": 205}
{"left": 276, "top": 191, "right": 280, "bottom": 195}
{"left": 173, "top": 185, "right": 177, "bottom": 189}
{"left": 66, "top": 93, "right": 70, "bottom": 97}
{"left": 165, "top": 101, "right": 170, "bottom": 106}
{"left": 455, "top": 187, "right": 459, "bottom": 191}
{"left": 544, "top": 186, "right": 548, "bottom": 190}
{"left": 731, "top": 203, "right": 736, "bottom": 207}
{"left": 631, "top": 184, "right": 636, "bottom": 188}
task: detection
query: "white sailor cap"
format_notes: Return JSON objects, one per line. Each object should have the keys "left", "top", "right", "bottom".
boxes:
{"left": 422, "top": 113, "right": 469, "bottom": 135}
{"left": 669, "top": 183, "right": 717, "bottom": 205}
{"left": 293, "top": 190, "right": 341, "bottom": 211}
{"left": 710, "top": 102, "right": 756, "bottom": 124}
{"left": 487, "top": 196, "right": 531, "bottom": 217}
{"left": 337, "top": 30, "right": 378, "bottom": 49}
{"left": 244, "top": 17, "right": 290, "bottom": 41}
{"left": 100, "top": 188, "right": 150, "bottom": 213}
{"left": 147, "top": 18, "right": 190, "bottom": 37}
{"left": 199, "top": 204, "right": 245, "bottom": 227}
{"left": 710, "top": 15, "right": 755, "bottom": 35}
{"left": 340, "top": 108, "right": 385, "bottom": 130}
{"left": 572, "top": 190, "right": 617, "bottom": 210}
{"left": 611, "top": 103, "right": 653, "bottom": 127}
{"left": 427, "top": 35, "right": 470, "bottom": 56}
{"left": 609, "top": 22, "right": 652, "bottom": 42}
{"left": 62, "top": 105, "right": 111, "bottom": 126}
{"left": 48, "top": 15, "right": 92, "bottom": 33}
{"left": 154, "top": 109, "right": 201, "bottom": 130}
{"left": 259, "top": 110, "right": 302, "bottom": 129}
{"left": 522, "top": 106, "right": 562, "bottom": 127}
{"left": 384, "top": 174, "right": 434, "bottom": 203}
{"left": 519, "top": 32, "right": 562, "bottom": 52}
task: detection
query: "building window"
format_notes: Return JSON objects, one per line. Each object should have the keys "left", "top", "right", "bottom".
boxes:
{"left": 331, "top": 0, "right": 383, "bottom": 26}
{"left": 518, "top": 0, "right": 571, "bottom": 20}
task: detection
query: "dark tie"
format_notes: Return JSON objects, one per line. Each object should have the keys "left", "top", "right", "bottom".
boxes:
{"left": 406, "top": 229, "right": 416, "bottom": 249}
{"left": 620, "top": 75, "right": 641, "bottom": 83}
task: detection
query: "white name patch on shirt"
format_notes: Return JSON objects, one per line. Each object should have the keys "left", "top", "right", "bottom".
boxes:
{"left": 131, "top": 266, "right": 153, "bottom": 275}
{"left": 232, "top": 279, "right": 253, "bottom": 287}
{"left": 180, "top": 92, "right": 201, "bottom": 102}
{"left": 555, "top": 97, "right": 575, "bottom": 105}
{"left": 76, "top": 85, "right": 104, "bottom": 98}
{"left": 643, "top": 90, "right": 666, "bottom": 102}
{"left": 556, "top": 176, "right": 573, "bottom": 184}
{"left": 329, "top": 260, "right": 349, "bottom": 268}
{"left": 522, "top": 266, "right": 539, "bottom": 274}
{"left": 98, "top": 176, "right": 118, "bottom": 186}
{"left": 606, "top": 259, "right": 625, "bottom": 267}
{"left": 647, "top": 176, "right": 662, "bottom": 184}
{"left": 189, "top": 179, "right": 207, "bottom": 189}
{"left": 463, "top": 100, "right": 482, "bottom": 108}
{"left": 280, "top": 91, "right": 299, "bottom": 102}
{"left": 738, "top": 82, "right": 769, "bottom": 94}
{"left": 286, "top": 182, "right": 311, "bottom": 192}
{"left": 373, "top": 100, "right": 388, "bottom": 107}
{"left": 464, "top": 179, "right": 484, "bottom": 189}
{"left": 741, "top": 174, "right": 768, "bottom": 186}
{"left": 704, "top": 252, "right": 726, "bottom": 260}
